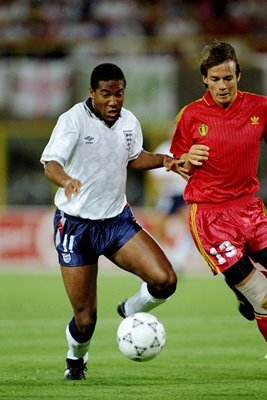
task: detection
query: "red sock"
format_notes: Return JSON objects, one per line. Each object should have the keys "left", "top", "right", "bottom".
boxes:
{"left": 256, "top": 314, "right": 267, "bottom": 341}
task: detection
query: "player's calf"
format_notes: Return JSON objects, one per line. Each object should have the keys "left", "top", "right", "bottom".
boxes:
{"left": 224, "top": 276, "right": 255, "bottom": 321}
{"left": 236, "top": 269, "right": 267, "bottom": 341}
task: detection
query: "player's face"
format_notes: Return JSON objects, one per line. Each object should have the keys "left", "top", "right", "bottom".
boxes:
{"left": 203, "top": 60, "right": 240, "bottom": 109}
{"left": 90, "top": 80, "right": 125, "bottom": 125}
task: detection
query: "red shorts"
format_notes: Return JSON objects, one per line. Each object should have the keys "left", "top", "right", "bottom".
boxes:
{"left": 189, "top": 196, "right": 267, "bottom": 275}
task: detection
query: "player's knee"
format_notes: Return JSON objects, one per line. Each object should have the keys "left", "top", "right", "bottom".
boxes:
{"left": 148, "top": 272, "right": 177, "bottom": 299}
{"left": 167, "top": 271, "right": 177, "bottom": 294}
{"left": 164, "top": 279, "right": 177, "bottom": 297}
{"left": 161, "top": 268, "right": 177, "bottom": 290}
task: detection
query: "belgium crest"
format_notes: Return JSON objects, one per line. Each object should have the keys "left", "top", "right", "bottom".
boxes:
{"left": 198, "top": 124, "right": 208, "bottom": 136}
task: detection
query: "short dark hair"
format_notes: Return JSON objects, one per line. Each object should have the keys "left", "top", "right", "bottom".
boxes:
{"left": 90, "top": 63, "right": 126, "bottom": 91}
{"left": 200, "top": 41, "right": 241, "bottom": 78}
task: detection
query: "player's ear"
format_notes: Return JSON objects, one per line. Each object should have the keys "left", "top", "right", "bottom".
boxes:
{"left": 89, "top": 87, "right": 94, "bottom": 98}
{"left": 237, "top": 73, "right": 241, "bottom": 82}
{"left": 202, "top": 75, "right": 208, "bottom": 88}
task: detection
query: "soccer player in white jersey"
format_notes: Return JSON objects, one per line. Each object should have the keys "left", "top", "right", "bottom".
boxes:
{"left": 40, "top": 63, "right": 188, "bottom": 380}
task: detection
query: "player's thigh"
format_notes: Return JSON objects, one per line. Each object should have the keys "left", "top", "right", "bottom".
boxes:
{"left": 61, "top": 264, "right": 98, "bottom": 312}
{"left": 110, "top": 229, "right": 174, "bottom": 282}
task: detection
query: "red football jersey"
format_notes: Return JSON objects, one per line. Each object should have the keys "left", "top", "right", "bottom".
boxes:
{"left": 170, "top": 90, "right": 267, "bottom": 204}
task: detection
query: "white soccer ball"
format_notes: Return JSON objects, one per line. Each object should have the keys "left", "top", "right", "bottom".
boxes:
{"left": 116, "top": 312, "right": 166, "bottom": 362}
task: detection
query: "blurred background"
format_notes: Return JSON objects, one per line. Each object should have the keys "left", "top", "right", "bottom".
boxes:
{"left": 0, "top": 0, "right": 266, "bottom": 271}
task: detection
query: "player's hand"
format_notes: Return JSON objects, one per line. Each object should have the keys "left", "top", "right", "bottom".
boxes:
{"left": 163, "top": 157, "right": 190, "bottom": 181}
{"left": 63, "top": 178, "right": 81, "bottom": 201}
{"left": 186, "top": 144, "right": 209, "bottom": 166}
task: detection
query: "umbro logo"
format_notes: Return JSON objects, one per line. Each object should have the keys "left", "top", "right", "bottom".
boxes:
{"left": 84, "top": 135, "right": 94, "bottom": 144}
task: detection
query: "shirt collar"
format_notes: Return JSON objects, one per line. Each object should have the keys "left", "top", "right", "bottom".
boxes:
{"left": 85, "top": 97, "right": 99, "bottom": 117}
{"left": 84, "top": 97, "right": 121, "bottom": 127}
{"left": 203, "top": 90, "right": 243, "bottom": 107}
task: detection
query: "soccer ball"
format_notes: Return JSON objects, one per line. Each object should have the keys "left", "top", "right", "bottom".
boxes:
{"left": 116, "top": 312, "right": 166, "bottom": 362}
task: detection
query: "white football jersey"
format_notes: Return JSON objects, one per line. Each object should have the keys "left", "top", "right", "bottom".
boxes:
{"left": 40, "top": 101, "right": 143, "bottom": 219}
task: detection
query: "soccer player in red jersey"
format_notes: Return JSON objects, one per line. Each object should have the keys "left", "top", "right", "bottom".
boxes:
{"left": 170, "top": 41, "right": 267, "bottom": 343}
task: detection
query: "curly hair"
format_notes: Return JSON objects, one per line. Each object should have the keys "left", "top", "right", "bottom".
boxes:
{"left": 90, "top": 63, "right": 126, "bottom": 90}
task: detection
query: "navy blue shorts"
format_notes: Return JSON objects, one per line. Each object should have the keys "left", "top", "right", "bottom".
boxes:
{"left": 169, "top": 195, "right": 186, "bottom": 214}
{"left": 53, "top": 204, "right": 142, "bottom": 266}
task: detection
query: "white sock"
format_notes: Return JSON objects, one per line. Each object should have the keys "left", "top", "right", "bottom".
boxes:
{"left": 237, "top": 269, "right": 267, "bottom": 315}
{"left": 66, "top": 325, "right": 90, "bottom": 361}
{"left": 124, "top": 282, "right": 167, "bottom": 316}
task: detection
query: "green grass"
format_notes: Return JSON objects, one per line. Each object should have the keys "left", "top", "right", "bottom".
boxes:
{"left": 0, "top": 270, "right": 267, "bottom": 399}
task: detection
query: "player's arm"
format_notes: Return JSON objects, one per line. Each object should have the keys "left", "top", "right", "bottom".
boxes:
{"left": 128, "top": 150, "right": 190, "bottom": 180}
{"left": 180, "top": 144, "right": 210, "bottom": 175}
{"left": 44, "top": 160, "right": 81, "bottom": 201}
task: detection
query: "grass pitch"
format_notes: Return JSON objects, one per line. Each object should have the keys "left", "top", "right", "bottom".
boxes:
{"left": 0, "top": 269, "right": 267, "bottom": 400}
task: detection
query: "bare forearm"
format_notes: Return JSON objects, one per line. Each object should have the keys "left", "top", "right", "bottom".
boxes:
{"left": 44, "top": 161, "right": 72, "bottom": 188}
{"left": 128, "top": 150, "right": 190, "bottom": 180}
{"left": 44, "top": 160, "right": 81, "bottom": 200}
{"left": 128, "top": 150, "right": 166, "bottom": 170}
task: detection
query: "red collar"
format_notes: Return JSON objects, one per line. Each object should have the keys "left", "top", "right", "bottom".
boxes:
{"left": 203, "top": 90, "right": 243, "bottom": 108}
